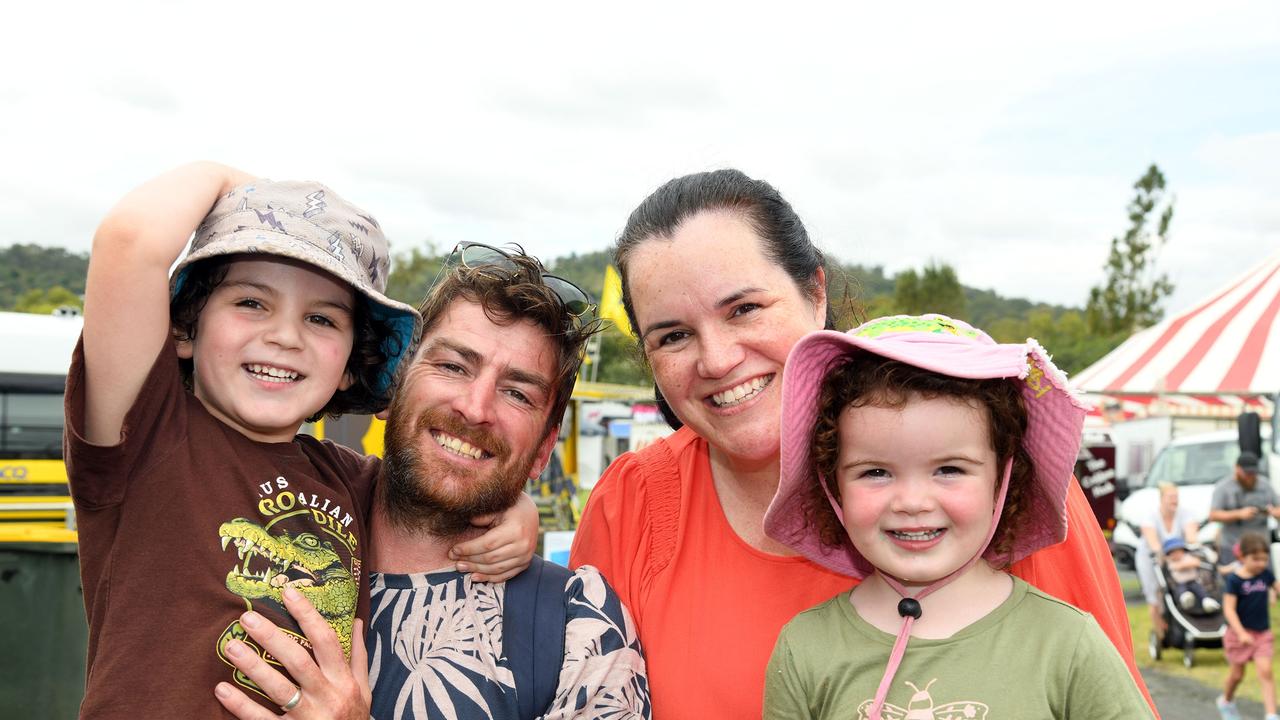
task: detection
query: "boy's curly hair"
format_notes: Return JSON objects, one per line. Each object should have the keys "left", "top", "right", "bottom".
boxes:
{"left": 169, "top": 255, "right": 401, "bottom": 420}
{"left": 805, "top": 353, "right": 1036, "bottom": 567}
{"left": 416, "top": 250, "right": 604, "bottom": 437}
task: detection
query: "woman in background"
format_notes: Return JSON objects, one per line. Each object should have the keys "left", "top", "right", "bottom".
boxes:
{"left": 1138, "top": 482, "right": 1201, "bottom": 636}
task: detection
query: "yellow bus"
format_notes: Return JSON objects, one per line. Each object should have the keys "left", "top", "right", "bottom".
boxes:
{"left": 0, "top": 311, "right": 81, "bottom": 543}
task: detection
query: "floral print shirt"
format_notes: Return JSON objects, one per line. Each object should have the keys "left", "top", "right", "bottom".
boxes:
{"left": 367, "top": 565, "right": 650, "bottom": 719}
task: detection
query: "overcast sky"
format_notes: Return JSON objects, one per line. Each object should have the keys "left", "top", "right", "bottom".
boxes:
{"left": 3, "top": 1, "right": 1277, "bottom": 314}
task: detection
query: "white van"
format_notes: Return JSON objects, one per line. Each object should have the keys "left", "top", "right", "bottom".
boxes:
{"left": 1114, "top": 424, "right": 1276, "bottom": 565}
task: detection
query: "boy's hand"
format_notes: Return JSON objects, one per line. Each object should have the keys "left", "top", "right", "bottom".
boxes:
{"left": 1238, "top": 630, "right": 1255, "bottom": 645}
{"left": 451, "top": 493, "right": 539, "bottom": 582}
{"left": 213, "top": 587, "right": 370, "bottom": 719}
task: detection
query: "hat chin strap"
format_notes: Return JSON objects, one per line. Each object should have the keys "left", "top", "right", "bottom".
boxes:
{"left": 822, "top": 457, "right": 1013, "bottom": 720}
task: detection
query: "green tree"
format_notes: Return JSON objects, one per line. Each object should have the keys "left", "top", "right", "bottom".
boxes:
{"left": 892, "top": 261, "right": 967, "bottom": 318}
{"left": 593, "top": 330, "right": 651, "bottom": 386}
{"left": 987, "top": 308, "right": 1116, "bottom": 376}
{"left": 546, "top": 251, "right": 609, "bottom": 301}
{"left": 919, "top": 262, "right": 967, "bottom": 318}
{"left": 13, "top": 285, "right": 83, "bottom": 315}
{"left": 548, "top": 252, "right": 643, "bottom": 385}
{"left": 893, "top": 269, "right": 922, "bottom": 314}
{"left": 385, "top": 244, "right": 446, "bottom": 306}
{"left": 0, "top": 243, "right": 90, "bottom": 309}
{"left": 1086, "top": 164, "right": 1175, "bottom": 336}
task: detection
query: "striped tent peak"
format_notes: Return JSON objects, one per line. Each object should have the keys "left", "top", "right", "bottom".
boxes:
{"left": 1072, "top": 251, "right": 1280, "bottom": 395}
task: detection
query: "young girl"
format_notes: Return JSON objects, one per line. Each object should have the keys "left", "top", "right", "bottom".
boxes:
{"left": 761, "top": 314, "right": 1152, "bottom": 719}
{"left": 1219, "top": 531, "right": 1280, "bottom": 720}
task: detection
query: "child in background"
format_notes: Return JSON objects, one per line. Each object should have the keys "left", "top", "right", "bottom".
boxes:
{"left": 762, "top": 314, "right": 1151, "bottom": 719}
{"left": 1162, "top": 537, "right": 1221, "bottom": 614}
{"left": 68, "top": 163, "right": 534, "bottom": 718}
{"left": 1218, "top": 531, "right": 1280, "bottom": 720}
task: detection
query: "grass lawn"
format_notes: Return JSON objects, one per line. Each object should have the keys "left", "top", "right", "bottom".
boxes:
{"left": 1129, "top": 596, "right": 1280, "bottom": 705}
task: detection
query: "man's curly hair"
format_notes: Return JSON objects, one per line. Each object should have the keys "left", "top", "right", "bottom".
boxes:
{"left": 805, "top": 353, "right": 1035, "bottom": 567}
{"left": 169, "top": 255, "right": 402, "bottom": 420}
{"left": 416, "top": 249, "right": 604, "bottom": 437}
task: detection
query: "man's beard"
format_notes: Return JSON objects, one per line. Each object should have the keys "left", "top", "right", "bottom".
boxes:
{"left": 381, "top": 401, "right": 535, "bottom": 540}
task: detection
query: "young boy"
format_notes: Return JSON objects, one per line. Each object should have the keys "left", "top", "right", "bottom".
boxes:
{"left": 1162, "top": 537, "right": 1221, "bottom": 614}
{"left": 67, "top": 163, "right": 422, "bottom": 717}
{"left": 1219, "top": 531, "right": 1280, "bottom": 720}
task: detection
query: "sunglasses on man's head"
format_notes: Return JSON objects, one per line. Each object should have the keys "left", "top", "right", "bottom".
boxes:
{"left": 437, "top": 241, "right": 595, "bottom": 319}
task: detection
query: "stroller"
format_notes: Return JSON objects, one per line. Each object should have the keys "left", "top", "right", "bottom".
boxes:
{"left": 1148, "top": 537, "right": 1226, "bottom": 668}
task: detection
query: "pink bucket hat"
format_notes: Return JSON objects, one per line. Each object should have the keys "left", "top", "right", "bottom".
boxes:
{"left": 763, "top": 313, "right": 1089, "bottom": 578}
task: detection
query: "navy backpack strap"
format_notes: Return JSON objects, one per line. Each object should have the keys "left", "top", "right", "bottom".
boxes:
{"left": 531, "top": 557, "right": 571, "bottom": 715}
{"left": 504, "top": 554, "right": 572, "bottom": 720}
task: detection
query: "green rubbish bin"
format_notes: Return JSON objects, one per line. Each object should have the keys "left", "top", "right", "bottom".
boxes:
{"left": 0, "top": 542, "right": 87, "bottom": 719}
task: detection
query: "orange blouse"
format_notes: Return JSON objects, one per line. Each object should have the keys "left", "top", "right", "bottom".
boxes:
{"left": 571, "top": 426, "right": 1157, "bottom": 720}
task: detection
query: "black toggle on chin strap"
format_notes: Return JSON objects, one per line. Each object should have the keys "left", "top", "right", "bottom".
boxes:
{"left": 896, "top": 597, "right": 922, "bottom": 620}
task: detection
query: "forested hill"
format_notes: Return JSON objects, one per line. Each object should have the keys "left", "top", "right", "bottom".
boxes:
{"left": 546, "top": 249, "right": 1077, "bottom": 330}
{"left": 0, "top": 242, "right": 1104, "bottom": 375}
{"left": 0, "top": 242, "right": 1071, "bottom": 325}
{"left": 0, "top": 244, "right": 89, "bottom": 310}
{"left": 544, "top": 249, "right": 1108, "bottom": 376}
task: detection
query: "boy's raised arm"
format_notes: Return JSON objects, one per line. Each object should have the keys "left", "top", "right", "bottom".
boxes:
{"left": 82, "top": 161, "right": 256, "bottom": 446}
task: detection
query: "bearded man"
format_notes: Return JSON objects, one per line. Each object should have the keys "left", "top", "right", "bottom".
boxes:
{"left": 363, "top": 245, "right": 650, "bottom": 719}
{"left": 1210, "top": 451, "right": 1277, "bottom": 567}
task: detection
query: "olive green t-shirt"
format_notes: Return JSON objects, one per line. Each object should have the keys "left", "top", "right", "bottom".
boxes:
{"left": 764, "top": 577, "right": 1153, "bottom": 719}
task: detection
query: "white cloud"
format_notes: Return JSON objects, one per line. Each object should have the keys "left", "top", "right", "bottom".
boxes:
{"left": 1, "top": 0, "right": 1278, "bottom": 319}
{"left": 1198, "top": 131, "right": 1280, "bottom": 185}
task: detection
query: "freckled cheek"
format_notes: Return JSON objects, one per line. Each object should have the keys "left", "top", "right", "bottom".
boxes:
{"left": 760, "top": 319, "right": 797, "bottom": 352}
{"left": 764, "top": 315, "right": 818, "bottom": 357}
{"left": 648, "top": 356, "right": 693, "bottom": 401}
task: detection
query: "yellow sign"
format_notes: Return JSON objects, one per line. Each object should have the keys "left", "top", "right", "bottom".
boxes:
{"left": 600, "top": 265, "right": 633, "bottom": 338}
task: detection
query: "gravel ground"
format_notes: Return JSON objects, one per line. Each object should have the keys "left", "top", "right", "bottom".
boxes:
{"left": 1143, "top": 666, "right": 1263, "bottom": 719}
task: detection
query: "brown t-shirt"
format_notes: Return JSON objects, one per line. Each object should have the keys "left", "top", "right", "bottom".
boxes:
{"left": 65, "top": 337, "right": 379, "bottom": 718}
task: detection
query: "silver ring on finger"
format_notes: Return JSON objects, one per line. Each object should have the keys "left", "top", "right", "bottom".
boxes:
{"left": 280, "top": 687, "right": 302, "bottom": 712}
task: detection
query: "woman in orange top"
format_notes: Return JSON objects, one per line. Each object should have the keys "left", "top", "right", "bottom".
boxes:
{"left": 570, "top": 168, "right": 1157, "bottom": 719}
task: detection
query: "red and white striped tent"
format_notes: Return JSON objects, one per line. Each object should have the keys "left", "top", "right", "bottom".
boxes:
{"left": 1071, "top": 251, "right": 1280, "bottom": 422}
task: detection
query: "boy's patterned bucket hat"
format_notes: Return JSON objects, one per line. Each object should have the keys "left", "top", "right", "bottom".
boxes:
{"left": 171, "top": 180, "right": 421, "bottom": 402}
{"left": 764, "top": 313, "right": 1090, "bottom": 578}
